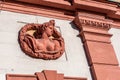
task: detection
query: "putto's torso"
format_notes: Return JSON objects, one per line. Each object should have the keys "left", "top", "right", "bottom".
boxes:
{"left": 36, "top": 38, "right": 56, "bottom": 52}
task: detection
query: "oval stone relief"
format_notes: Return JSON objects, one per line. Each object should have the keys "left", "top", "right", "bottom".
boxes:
{"left": 18, "top": 20, "right": 65, "bottom": 60}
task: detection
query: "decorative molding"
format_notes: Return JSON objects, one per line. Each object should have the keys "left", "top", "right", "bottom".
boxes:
{"left": 6, "top": 70, "right": 87, "bottom": 80}
{"left": 74, "top": 16, "right": 111, "bottom": 30}
{"left": 73, "top": 0, "right": 117, "bottom": 13}
{"left": 1, "top": 1, "right": 120, "bottom": 21}
{"left": 16, "top": 0, "right": 73, "bottom": 10}
{"left": 73, "top": 0, "right": 120, "bottom": 19}
{"left": 79, "top": 18, "right": 111, "bottom": 29}
{"left": 0, "top": 1, "right": 74, "bottom": 20}
{"left": 107, "top": 8, "right": 120, "bottom": 19}
{"left": 111, "top": 20, "right": 120, "bottom": 28}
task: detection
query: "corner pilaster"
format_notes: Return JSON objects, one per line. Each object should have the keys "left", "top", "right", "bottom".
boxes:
{"left": 74, "top": 12, "right": 120, "bottom": 80}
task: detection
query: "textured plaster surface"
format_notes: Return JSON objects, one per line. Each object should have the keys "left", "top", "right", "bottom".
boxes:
{"left": 109, "top": 28, "right": 120, "bottom": 66}
{"left": 0, "top": 10, "right": 92, "bottom": 80}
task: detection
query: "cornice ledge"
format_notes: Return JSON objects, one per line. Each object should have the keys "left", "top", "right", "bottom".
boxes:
{"left": 10, "top": 0, "right": 73, "bottom": 11}
{"left": 107, "top": 8, "right": 120, "bottom": 19}
{"left": 74, "top": 16, "right": 112, "bottom": 30}
{"left": 73, "top": 0, "right": 117, "bottom": 13}
{"left": 1, "top": 2, "right": 74, "bottom": 20}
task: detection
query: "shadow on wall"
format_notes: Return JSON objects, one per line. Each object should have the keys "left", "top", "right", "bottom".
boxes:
{"left": 70, "top": 21, "right": 80, "bottom": 37}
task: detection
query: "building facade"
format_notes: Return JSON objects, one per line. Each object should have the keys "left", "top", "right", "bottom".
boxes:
{"left": 0, "top": 0, "right": 120, "bottom": 80}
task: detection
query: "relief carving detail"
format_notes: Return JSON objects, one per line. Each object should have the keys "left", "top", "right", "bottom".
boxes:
{"left": 74, "top": 16, "right": 111, "bottom": 30}
{"left": 19, "top": 20, "right": 65, "bottom": 60}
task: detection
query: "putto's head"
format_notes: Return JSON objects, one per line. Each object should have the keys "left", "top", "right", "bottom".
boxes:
{"left": 41, "top": 20, "right": 55, "bottom": 37}
{"left": 43, "top": 20, "right": 55, "bottom": 27}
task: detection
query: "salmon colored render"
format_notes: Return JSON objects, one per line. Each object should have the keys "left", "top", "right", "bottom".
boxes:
{"left": 1, "top": 0, "right": 120, "bottom": 80}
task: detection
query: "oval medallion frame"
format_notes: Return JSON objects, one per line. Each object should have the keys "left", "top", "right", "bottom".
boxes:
{"left": 18, "top": 20, "right": 65, "bottom": 60}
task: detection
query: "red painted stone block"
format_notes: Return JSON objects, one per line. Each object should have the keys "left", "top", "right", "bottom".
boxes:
{"left": 57, "top": 74, "right": 64, "bottom": 80}
{"left": 64, "top": 77, "right": 87, "bottom": 80}
{"left": 73, "top": 0, "right": 117, "bottom": 13}
{"left": 81, "top": 31, "right": 112, "bottom": 43}
{"left": 91, "top": 64, "right": 120, "bottom": 80}
{"left": 6, "top": 70, "right": 87, "bottom": 80}
{"left": 43, "top": 70, "right": 57, "bottom": 80}
{"left": 6, "top": 74, "right": 37, "bottom": 80}
{"left": 35, "top": 72, "right": 46, "bottom": 80}
{"left": 84, "top": 41, "right": 118, "bottom": 65}
{"left": 16, "top": 0, "right": 73, "bottom": 10}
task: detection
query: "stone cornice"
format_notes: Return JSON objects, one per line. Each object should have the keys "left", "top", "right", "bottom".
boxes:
{"left": 1, "top": 0, "right": 120, "bottom": 20}
{"left": 0, "top": 1, "right": 74, "bottom": 20}
{"left": 107, "top": 8, "right": 120, "bottom": 19}
{"left": 0, "top": 0, "right": 120, "bottom": 28}
{"left": 16, "top": 0, "right": 74, "bottom": 10}
{"left": 74, "top": 16, "right": 111, "bottom": 30}
{"left": 73, "top": 0, "right": 117, "bottom": 13}
{"left": 73, "top": 0, "right": 120, "bottom": 19}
